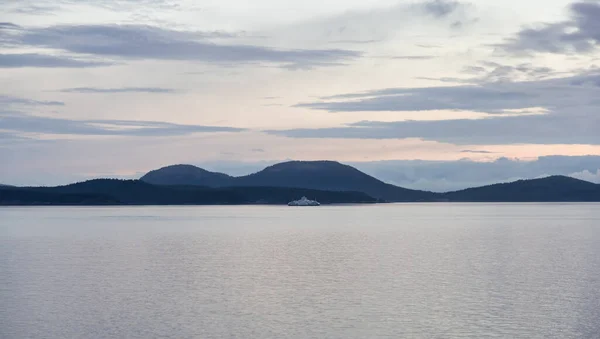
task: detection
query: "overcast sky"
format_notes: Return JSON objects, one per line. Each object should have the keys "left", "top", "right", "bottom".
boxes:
{"left": 1, "top": 0, "right": 599, "bottom": 188}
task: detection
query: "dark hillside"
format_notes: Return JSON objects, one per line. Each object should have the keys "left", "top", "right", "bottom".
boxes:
{"left": 444, "top": 176, "right": 600, "bottom": 202}
{"left": 142, "top": 161, "right": 434, "bottom": 202}
{"left": 1, "top": 179, "right": 377, "bottom": 205}
{"left": 141, "top": 164, "right": 234, "bottom": 187}
{"left": 234, "top": 161, "right": 435, "bottom": 201}
{"left": 0, "top": 186, "right": 120, "bottom": 205}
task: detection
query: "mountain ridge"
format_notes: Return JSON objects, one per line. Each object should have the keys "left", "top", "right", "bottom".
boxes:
{"left": 2, "top": 162, "right": 600, "bottom": 205}
{"left": 141, "top": 164, "right": 233, "bottom": 187}
{"left": 141, "top": 160, "right": 434, "bottom": 202}
{"left": 442, "top": 175, "right": 600, "bottom": 202}
{"left": 139, "top": 161, "right": 600, "bottom": 202}
{"left": 0, "top": 179, "right": 377, "bottom": 205}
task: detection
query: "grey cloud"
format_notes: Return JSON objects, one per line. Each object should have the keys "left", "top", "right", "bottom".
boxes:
{"left": 10, "top": 5, "right": 58, "bottom": 15}
{"left": 72, "top": 0, "right": 188, "bottom": 12}
{"left": 0, "top": 131, "right": 31, "bottom": 144}
{"left": 7, "top": 0, "right": 184, "bottom": 13}
{"left": 219, "top": 151, "right": 238, "bottom": 156}
{"left": 272, "top": 0, "right": 475, "bottom": 46}
{"left": 501, "top": 1, "right": 600, "bottom": 54}
{"left": 389, "top": 55, "right": 437, "bottom": 60}
{"left": 276, "top": 70, "right": 600, "bottom": 145}
{"left": 0, "top": 23, "right": 21, "bottom": 29}
{"left": 462, "top": 65, "right": 487, "bottom": 74}
{"left": 59, "top": 87, "right": 177, "bottom": 94}
{"left": 328, "top": 39, "right": 382, "bottom": 44}
{"left": 0, "top": 113, "right": 245, "bottom": 137}
{"left": 4, "top": 23, "right": 360, "bottom": 68}
{"left": 416, "top": 76, "right": 470, "bottom": 83}
{"left": 421, "top": 0, "right": 463, "bottom": 18}
{"left": 419, "top": 62, "right": 557, "bottom": 84}
{"left": 0, "top": 95, "right": 64, "bottom": 106}
{"left": 268, "top": 113, "right": 600, "bottom": 145}
{"left": 298, "top": 70, "right": 599, "bottom": 113}
{"left": 569, "top": 169, "right": 600, "bottom": 183}
{"left": 350, "top": 156, "right": 600, "bottom": 191}
{"left": 0, "top": 23, "right": 23, "bottom": 46}
{"left": 12, "top": 24, "right": 234, "bottom": 47}
{"left": 474, "top": 62, "right": 553, "bottom": 81}
{"left": 297, "top": 86, "right": 535, "bottom": 112}
{"left": 0, "top": 53, "right": 114, "bottom": 68}
{"left": 280, "top": 62, "right": 349, "bottom": 71}
{"left": 450, "top": 21, "right": 463, "bottom": 29}
{"left": 416, "top": 44, "right": 441, "bottom": 48}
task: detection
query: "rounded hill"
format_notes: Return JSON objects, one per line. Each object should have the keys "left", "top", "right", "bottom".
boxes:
{"left": 140, "top": 164, "right": 234, "bottom": 187}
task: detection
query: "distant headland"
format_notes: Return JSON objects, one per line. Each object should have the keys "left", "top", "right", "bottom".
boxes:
{"left": 1, "top": 161, "right": 600, "bottom": 205}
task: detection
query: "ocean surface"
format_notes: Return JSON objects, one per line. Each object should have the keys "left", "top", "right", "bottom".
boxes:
{"left": 1, "top": 204, "right": 600, "bottom": 339}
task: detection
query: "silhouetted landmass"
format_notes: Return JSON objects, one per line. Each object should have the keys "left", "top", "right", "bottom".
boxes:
{"left": 142, "top": 161, "right": 434, "bottom": 202}
{"left": 3, "top": 163, "right": 600, "bottom": 205}
{"left": 0, "top": 179, "right": 377, "bottom": 205}
{"left": 0, "top": 186, "right": 120, "bottom": 205}
{"left": 234, "top": 161, "right": 435, "bottom": 201}
{"left": 140, "top": 161, "right": 600, "bottom": 202}
{"left": 141, "top": 164, "right": 234, "bottom": 187}
{"left": 443, "top": 176, "right": 600, "bottom": 202}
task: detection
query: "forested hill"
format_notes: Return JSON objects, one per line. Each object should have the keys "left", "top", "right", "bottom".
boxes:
{"left": 442, "top": 176, "right": 600, "bottom": 202}
{"left": 142, "top": 161, "right": 435, "bottom": 202}
{"left": 0, "top": 179, "right": 378, "bottom": 205}
{"left": 2, "top": 172, "right": 600, "bottom": 206}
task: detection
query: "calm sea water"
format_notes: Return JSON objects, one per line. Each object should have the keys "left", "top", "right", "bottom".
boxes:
{"left": 1, "top": 204, "right": 600, "bottom": 339}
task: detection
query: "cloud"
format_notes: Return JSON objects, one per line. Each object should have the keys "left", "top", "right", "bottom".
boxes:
{"left": 569, "top": 169, "right": 600, "bottom": 183}
{"left": 388, "top": 55, "right": 438, "bottom": 60}
{"left": 303, "top": 68, "right": 600, "bottom": 112}
{"left": 421, "top": 0, "right": 463, "bottom": 18}
{"left": 2, "top": 23, "right": 360, "bottom": 69}
{"left": 268, "top": 0, "right": 475, "bottom": 47}
{"left": 5, "top": 0, "right": 186, "bottom": 14}
{"left": 272, "top": 69, "right": 600, "bottom": 145}
{"left": 328, "top": 39, "right": 382, "bottom": 44}
{"left": 460, "top": 150, "right": 496, "bottom": 154}
{"left": 59, "top": 87, "right": 178, "bottom": 94}
{"left": 0, "top": 23, "right": 21, "bottom": 29}
{"left": 0, "top": 53, "right": 114, "bottom": 68}
{"left": 0, "top": 95, "right": 64, "bottom": 107}
{"left": 500, "top": 1, "right": 600, "bottom": 54}
{"left": 0, "top": 131, "right": 31, "bottom": 145}
{"left": 416, "top": 43, "right": 441, "bottom": 48}
{"left": 0, "top": 112, "right": 245, "bottom": 137}
{"left": 419, "top": 62, "right": 557, "bottom": 84}
{"left": 269, "top": 113, "right": 600, "bottom": 145}
{"left": 296, "top": 85, "right": 536, "bottom": 113}
{"left": 349, "top": 155, "right": 600, "bottom": 191}
{"left": 9, "top": 4, "right": 58, "bottom": 15}
{"left": 279, "top": 61, "right": 349, "bottom": 71}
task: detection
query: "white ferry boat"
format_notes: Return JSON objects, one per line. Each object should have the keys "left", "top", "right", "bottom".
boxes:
{"left": 288, "top": 196, "right": 320, "bottom": 206}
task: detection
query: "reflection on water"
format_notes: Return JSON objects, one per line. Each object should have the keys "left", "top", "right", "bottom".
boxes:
{"left": 1, "top": 204, "right": 600, "bottom": 338}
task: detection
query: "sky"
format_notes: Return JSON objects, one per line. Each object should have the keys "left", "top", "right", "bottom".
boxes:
{"left": 1, "top": 0, "right": 600, "bottom": 190}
